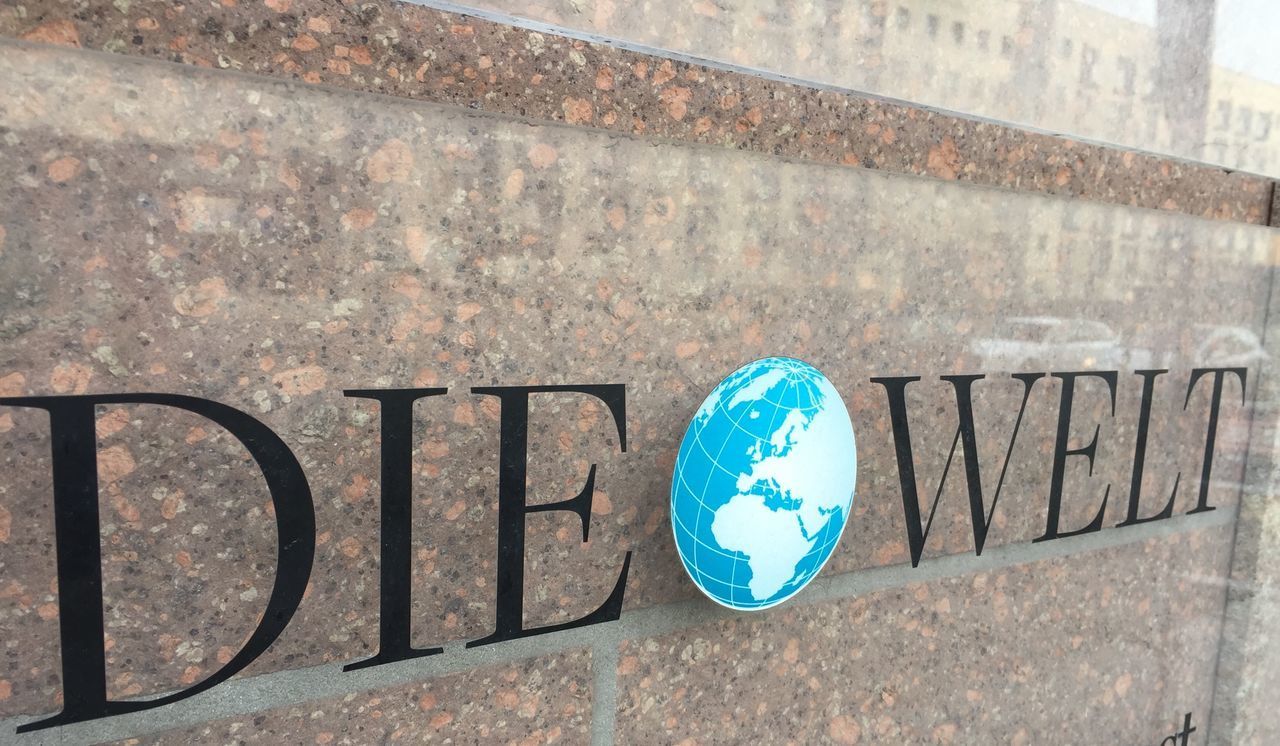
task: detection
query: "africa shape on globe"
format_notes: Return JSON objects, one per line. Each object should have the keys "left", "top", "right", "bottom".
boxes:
{"left": 671, "top": 357, "right": 858, "bottom": 610}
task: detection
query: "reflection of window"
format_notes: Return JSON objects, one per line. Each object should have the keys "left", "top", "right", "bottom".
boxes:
{"left": 1079, "top": 46, "right": 1098, "bottom": 88}
{"left": 1216, "top": 100, "right": 1232, "bottom": 130}
{"left": 1116, "top": 57, "right": 1135, "bottom": 95}
{"left": 1239, "top": 107, "right": 1254, "bottom": 137}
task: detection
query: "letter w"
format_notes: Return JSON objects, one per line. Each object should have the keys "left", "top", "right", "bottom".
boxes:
{"left": 870, "top": 374, "right": 1043, "bottom": 567}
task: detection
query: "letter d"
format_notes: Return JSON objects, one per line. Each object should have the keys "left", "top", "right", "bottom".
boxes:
{"left": 0, "top": 394, "right": 315, "bottom": 733}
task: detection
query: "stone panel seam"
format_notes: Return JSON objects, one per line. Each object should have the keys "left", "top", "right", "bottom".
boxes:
{"left": 0, "top": 509, "right": 1235, "bottom": 746}
{"left": 589, "top": 641, "right": 618, "bottom": 746}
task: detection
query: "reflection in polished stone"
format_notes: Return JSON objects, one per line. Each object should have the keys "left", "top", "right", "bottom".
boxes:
{"left": 457, "top": 0, "right": 1280, "bottom": 176}
{"left": 0, "top": 35, "right": 1273, "bottom": 735}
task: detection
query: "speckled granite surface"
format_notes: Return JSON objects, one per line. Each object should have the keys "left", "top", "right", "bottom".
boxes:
{"left": 453, "top": 0, "right": 1280, "bottom": 179}
{"left": 0, "top": 0, "right": 1273, "bottom": 224}
{"left": 111, "top": 650, "right": 593, "bottom": 745}
{"left": 1207, "top": 213, "right": 1280, "bottom": 743}
{"left": 0, "top": 37, "right": 1271, "bottom": 736}
{"left": 615, "top": 529, "right": 1231, "bottom": 744}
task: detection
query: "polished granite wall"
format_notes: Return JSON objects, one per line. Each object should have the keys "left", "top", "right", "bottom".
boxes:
{"left": 1212, "top": 250, "right": 1280, "bottom": 744}
{"left": 0, "top": 2, "right": 1278, "bottom": 744}
{"left": 450, "top": 0, "right": 1280, "bottom": 178}
{"left": 0, "top": 0, "right": 1272, "bottom": 224}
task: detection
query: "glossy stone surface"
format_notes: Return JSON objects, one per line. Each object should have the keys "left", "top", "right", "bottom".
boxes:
{"left": 0, "top": 32, "right": 1272, "bottom": 740}
{"left": 1209, "top": 234, "right": 1280, "bottom": 744}
{"left": 615, "top": 529, "right": 1232, "bottom": 744}
{"left": 111, "top": 650, "right": 593, "bottom": 745}
{"left": 459, "top": 0, "right": 1280, "bottom": 177}
{"left": 0, "top": 0, "right": 1271, "bottom": 224}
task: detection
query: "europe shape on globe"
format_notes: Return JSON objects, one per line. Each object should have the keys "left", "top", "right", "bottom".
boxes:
{"left": 671, "top": 357, "right": 858, "bottom": 610}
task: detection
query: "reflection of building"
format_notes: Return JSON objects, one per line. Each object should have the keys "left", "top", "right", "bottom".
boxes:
{"left": 1208, "top": 65, "right": 1278, "bottom": 175}
{"left": 491, "top": 0, "right": 1280, "bottom": 175}
{"left": 867, "top": 0, "right": 1279, "bottom": 175}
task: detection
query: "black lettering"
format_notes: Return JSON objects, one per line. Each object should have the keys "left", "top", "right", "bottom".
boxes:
{"left": 1035, "top": 371, "right": 1117, "bottom": 542}
{"left": 342, "top": 388, "right": 449, "bottom": 672}
{"left": 870, "top": 373, "right": 1043, "bottom": 567}
{"left": 1184, "top": 367, "right": 1247, "bottom": 514}
{"left": 466, "top": 385, "right": 630, "bottom": 648}
{"left": 1178, "top": 712, "right": 1196, "bottom": 746}
{"left": 1116, "top": 370, "right": 1180, "bottom": 527}
{"left": 0, "top": 394, "right": 314, "bottom": 733}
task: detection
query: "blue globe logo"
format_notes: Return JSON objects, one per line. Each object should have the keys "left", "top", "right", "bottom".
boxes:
{"left": 671, "top": 357, "right": 858, "bottom": 610}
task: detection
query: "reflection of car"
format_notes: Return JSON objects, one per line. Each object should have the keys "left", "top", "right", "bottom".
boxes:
{"left": 971, "top": 317, "right": 1133, "bottom": 371}
{"left": 1194, "top": 325, "right": 1268, "bottom": 367}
